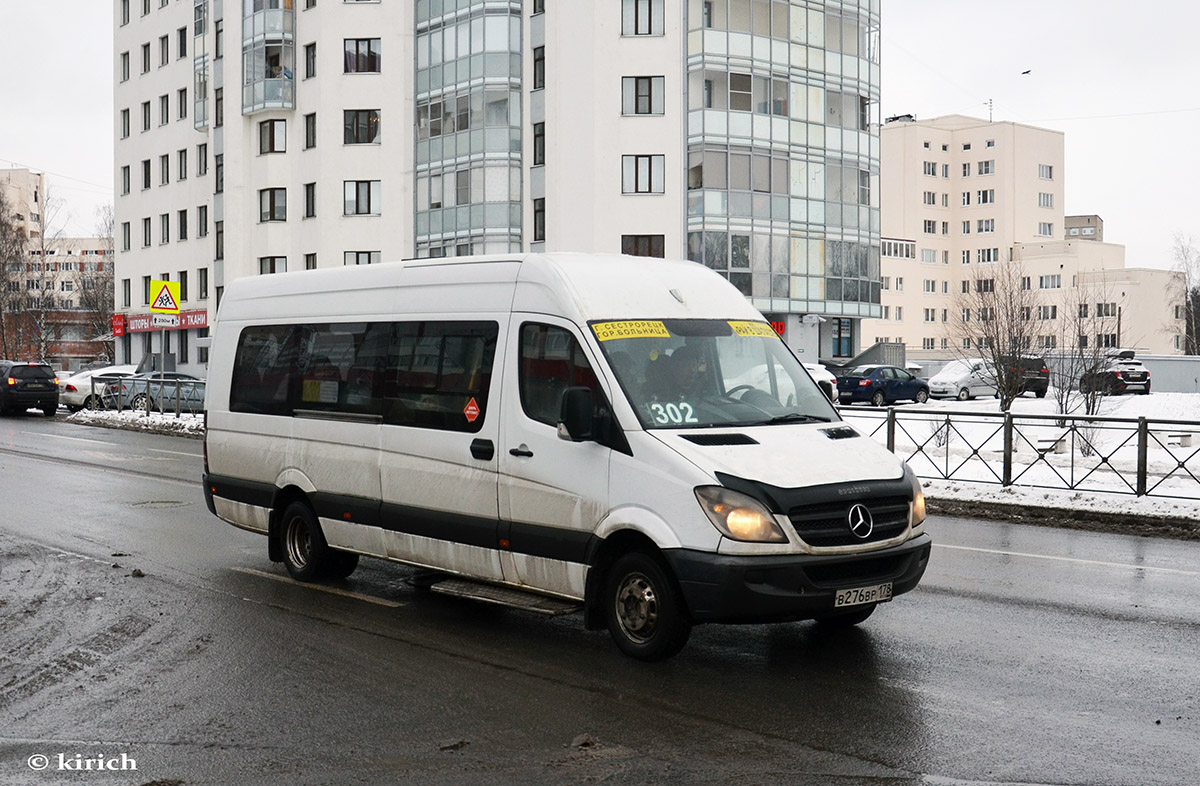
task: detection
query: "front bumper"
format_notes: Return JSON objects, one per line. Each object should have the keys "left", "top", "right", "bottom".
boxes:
{"left": 664, "top": 534, "right": 932, "bottom": 624}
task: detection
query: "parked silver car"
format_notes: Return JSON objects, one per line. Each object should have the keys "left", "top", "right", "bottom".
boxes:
{"left": 105, "top": 371, "right": 206, "bottom": 414}
{"left": 60, "top": 365, "right": 138, "bottom": 411}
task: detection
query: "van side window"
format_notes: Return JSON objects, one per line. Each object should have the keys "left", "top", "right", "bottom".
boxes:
{"left": 519, "top": 323, "right": 600, "bottom": 426}
{"left": 230, "top": 320, "right": 498, "bottom": 432}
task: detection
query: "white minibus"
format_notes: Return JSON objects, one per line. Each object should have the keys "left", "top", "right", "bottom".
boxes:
{"left": 203, "top": 253, "right": 930, "bottom": 660}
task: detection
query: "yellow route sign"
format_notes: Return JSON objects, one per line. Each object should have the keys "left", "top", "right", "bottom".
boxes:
{"left": 149, "top": 280, "right": 181, "bottom": 314}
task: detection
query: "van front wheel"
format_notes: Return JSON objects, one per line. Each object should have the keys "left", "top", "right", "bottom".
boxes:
{"left": 605, "top": 552, "right": 691, "bottom": 661}
{"left": 280, "top": 501, "right": 333, "bottom": 582}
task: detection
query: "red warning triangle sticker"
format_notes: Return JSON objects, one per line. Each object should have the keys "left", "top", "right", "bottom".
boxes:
{"left": 152, "top": 286, "right": 179, "bottom": 311}
{"left": 464, "top": 398, "right": 480, "bottom": 423}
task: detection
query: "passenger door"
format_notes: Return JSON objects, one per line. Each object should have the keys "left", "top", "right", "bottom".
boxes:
{"left": 376, "top": 320, "right": 506, "bottom": 581}
{"left": 498, "top": 318, "right": 612, "bottom": 598}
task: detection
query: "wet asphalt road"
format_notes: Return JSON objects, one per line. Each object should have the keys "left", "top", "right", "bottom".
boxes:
{"left": 0, "top": 414, "right": 1197, "bottom": 785}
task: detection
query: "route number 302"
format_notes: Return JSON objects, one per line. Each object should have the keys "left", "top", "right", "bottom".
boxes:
{"left": 649, "top": 402, "right": 699, "bottom": 424}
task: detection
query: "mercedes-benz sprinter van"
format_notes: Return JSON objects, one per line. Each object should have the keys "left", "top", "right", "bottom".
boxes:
{"left": 203, "top": 253, "right": 930, "bottom": 660}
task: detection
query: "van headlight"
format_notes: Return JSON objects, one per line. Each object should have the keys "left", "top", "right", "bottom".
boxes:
{"left": 905, "top": 466, "right": 927, "bottom": 528}
{"left": 694, "top": 486, "right": 787, "bottom": 543}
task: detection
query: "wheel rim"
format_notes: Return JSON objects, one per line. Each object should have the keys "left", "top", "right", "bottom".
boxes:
{"left": 873, "top": 392, "right": 885, "bottom": 406}
{"left": 85, "top": 396, "right": 99, "bottom": 409}
{"left": 917, "top": 391, "right": 928, "bottom": 403}
{"left": 958, "top": 389, "right": 969, "bottom": 400}
{"left": 286, "top": 516, "right": 311, "bottom": 569}
{"left": 614, "top": 571, "right": 658, "bottom": 644}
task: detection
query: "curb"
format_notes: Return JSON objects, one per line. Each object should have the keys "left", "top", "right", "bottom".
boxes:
{"left": 927, "top": 498, "right": 1200, "bottom": 542}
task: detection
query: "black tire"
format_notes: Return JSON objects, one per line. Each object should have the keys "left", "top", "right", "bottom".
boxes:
{"left": 604, "top": 551, "right": 691, "bottom": 661}
{"left": 42, "top": 407, "right": 56, "bottom": 418}
{"left": 914, "top": 389, "right": 929, "bottom": 404}
{"left": 326, "top": 551, "right": 360, "bottom": 580}
{"left": 814, "top": 603, "right": 876, "bottom": 629}
{"left": 1139, "top": 386, "right": 1151, "bottom": 395}
{"left": 130, "top": 393, "right": 152, "bottom": 410}
{"left": 871, "top": 390, "right": 886, "bottom": 408}
{"left": 1034, "top": 388, "right": 1047, "bottom": 399}
{"left": 957, "top": 388, "right": 971, "bottom": 401}
{"left": 84, "top": 395, "right": 103, "bottom": 410}
{"left": 279, "top": 501, "right": 333, "bottom": 582}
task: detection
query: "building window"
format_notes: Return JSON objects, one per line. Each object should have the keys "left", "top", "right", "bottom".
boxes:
{"left": 978, "top": 160, "right": 994, "bottom": 175}
{"left": 1038, "top": 192, "right": 1054, "bottom": 208}
{"left": 158, "top": 154, "right": 169, "bottom": 185}
{"left": 1038, "top": 305, "right": 1057, "bottom": 321}
{"left": 343, "top": 180, "right": 381, "bottom": 215}
{"left": 215, "top": 154, "right": 223, "bottom": 193}
{"left": 121, "top": 0, "right": 129, "bottom": 25}
{"left": 305, "top": 42, "right": 316, "bottom": 78}
{"left": 922, "top": 220, "right": 936, "bottom": 234}
{"left": 961, "top": 191, "right": 970, "bottom": 206}
{"left": 344, "top": 251, "right": 381, "bottom": 265}
{"left": 198, "top": 205, "right": 208, "bottom": 236}
{"left": 622, "top": 76, "right": 665, "bottom": 115}
{"left": 177, "top": 26, "right": 188, "bottom": 58}
{"left": 923, "top": 338, "right": 935, "bottom": 350}
{"left": 159, "top": 214, "right": 170, "bottom": 244}
{"left": 532, "top": 47, "right": 545, "bottom": 89}
{"left": 305, "top": 253, "right": 317, "bottom": 270}
{"left": 121, "top": 166, "right": 130, "bottom": 195}
{"left": 532, "top": 122, "right": 545, "bottom": 165}
{"left": 621, "top": 154, "right": 665, "bottom": 194}
{"left": 215, "top": 19, "right": 223, "bottom": 58}
{"left": 120, "top": 51, "right": 130, "bottom": 82}
{"left": 1039, "top": 164, "right": 1054, "bottom": 180}
{"left": 533, "top": 198, "right": 545, "bottom": 241}
{"left": 198, "top": 267, "right": 209, "bottom": 299}
{"left": 214, "top": 87, "right": 223, "bottom": 127}
{"left": 260, "top": 119, "right": 286, "bottom": 153}
{"left": 976, "top": 248, "right": 999, "bottom": 264}
{"left": 304, "top": 182, "right": 316, "bottom": 218}
{"left": 215, "top": 221, "right": 224, "bottom": 260}
{"left": 344, "top": 38, "right": 381, "bottom": 73}
{"left": 304, "top": 113, "right": 316, "bottom": 148}
{"left": 1038, "top": 222, "right": 1053, "bottom": 237}
{"left": 197, "top": 143, "right": 208, "bottom": 175}
{"left": 831, "top": 318, "right": 853, "bottom": 358}
{"left": 141, "top": 101, "right": 151, "bottom": 131}
{"left": 622, "top": 0, "right": 664, "bottom": 35}
{"left": 1039, "top": 274, "right": 1062, "bottom": 289}
{"left": 121, "top": 108, "right": 130, "bottom": 139}
{"left": 978, "top": 219, "right": 994, "bottom": 233}
{"left": 622, "top": 235, "right": 665, "bottom": 257}
{"left": 923, "top": 161, "right": 936, "bottom": 177}
{"left": 977, "top": 189, "right": 995, "bottom": 205}
{"left": 259, "top": 188, "right": 287, "bottom": 222}
{"left": 142, "top": 275, "right": 151, "bottom": 304}
{"left": 922, "top": 191, "right": 936, "bottom": 206}
{"left": 343, "top": 109, "right": 381, "bottom": 144}
{"left": 121, "top": 223, "right": 131, "bottom": 252}
{"left": 259, "top": 256, "right": 287, "bottom": 274}
{"left": 142, "top": 42, "right": 150, "bottom": 73}
{"left": 175, "top": 149, "right": 188, "bottom": 181}
{"left": 177, "top": 209, "right": 188, "bottom": 241}
{"left": 1097, "top": 302, "right": 1117, "bottom": 317}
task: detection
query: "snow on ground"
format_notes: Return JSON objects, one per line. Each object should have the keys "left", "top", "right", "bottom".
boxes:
{"left": 67, "top": 408, "right": 204, "bottom": 438}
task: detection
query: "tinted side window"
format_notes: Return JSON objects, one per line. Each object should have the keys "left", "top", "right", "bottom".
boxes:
{"left": 230, "top": 321, "right": 497, "bottom": 433}
{"left": 519, "top": 323, "right": 600, "bottom": 426}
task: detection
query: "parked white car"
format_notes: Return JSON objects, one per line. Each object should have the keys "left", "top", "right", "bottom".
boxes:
{"left": 929, "top": 358, "right": 998, "bottom": 401}
{"left": 59, "top": 365, "right": 138, "bottom": 411}
{"left": 803, "top": 363, "right": 838, "bottom": 401}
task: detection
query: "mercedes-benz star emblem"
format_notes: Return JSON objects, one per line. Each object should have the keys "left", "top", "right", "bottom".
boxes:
{"left": 847, "top": 503, "right": 874, "bottom": 539}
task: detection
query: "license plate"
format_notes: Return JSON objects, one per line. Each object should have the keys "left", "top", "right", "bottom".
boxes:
{"left": 26, "top": 384, "right": 45, "bottom": 390}
{"left": 835, "top": 582, "right": 893, "bottom": 608}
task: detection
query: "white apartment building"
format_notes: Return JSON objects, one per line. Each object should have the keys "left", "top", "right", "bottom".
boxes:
{"left": 863, "top": 114, "right": 1182, "bottom": 359}
{"left": 114, "top": 0, "right": 883, "bottom": 374}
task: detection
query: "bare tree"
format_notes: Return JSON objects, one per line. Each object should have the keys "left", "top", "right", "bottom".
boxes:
{"left": 74, "top": 205, "right": 117, "bottom": 362}
{"left": 23, "top": 187, "right": 68, "bottom": 363}
{"left": 947, "top": 262, "right": 1042, "bottom": 411}
{"left": 1049, "top": 280, "right": 1112, "bottom": 419}
{"left": 1170, "top": 234, "right": 1200, "bottom": 354}
{"left": 0, "top": 187, "right": 27, "bottom": 359}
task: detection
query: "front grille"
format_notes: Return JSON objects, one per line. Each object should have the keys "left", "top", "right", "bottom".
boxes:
{"left": 788, "top": 495, "right": 910, "bottom": 547}
{"left": 805, "top": 554, "right": 909, "bottom": 586}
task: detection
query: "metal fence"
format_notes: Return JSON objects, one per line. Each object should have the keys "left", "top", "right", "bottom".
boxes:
{"left": 838, "top": 406, "right": 1200, "bottom": 500}
{"left": 90, "top": 377, "right": 206, "bottom": 418}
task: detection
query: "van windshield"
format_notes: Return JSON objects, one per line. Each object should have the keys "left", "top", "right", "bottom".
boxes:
{"left": 590, "top": 318, "right": 838, "bottom": 429}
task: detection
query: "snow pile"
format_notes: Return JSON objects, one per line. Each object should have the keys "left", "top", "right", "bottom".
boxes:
{"left": 67, "top": 408, "right": 204, "bottom": 438}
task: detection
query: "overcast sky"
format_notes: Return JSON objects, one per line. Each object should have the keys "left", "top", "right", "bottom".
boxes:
{"left": 1, "top": 0, "right": 1195, "bottom": 268}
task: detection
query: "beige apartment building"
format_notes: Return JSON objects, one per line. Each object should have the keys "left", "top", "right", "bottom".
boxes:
{"left": 862, "top": 114, "right": 1183, "bottom": 359}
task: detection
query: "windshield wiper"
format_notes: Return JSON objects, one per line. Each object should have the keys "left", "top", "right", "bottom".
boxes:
{"left": 747, "top": 413, "right": 832, "bottom": 426}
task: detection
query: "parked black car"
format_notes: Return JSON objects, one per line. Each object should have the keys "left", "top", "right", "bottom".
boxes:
{"left": 0, "top": 360, "right": 59, "bottom": 416}
{"left": 1079, "top": 350, "right": 1151, "bottom": 395}
{"left": 1002, "top": 354, "right": 1050, "bottom": 398}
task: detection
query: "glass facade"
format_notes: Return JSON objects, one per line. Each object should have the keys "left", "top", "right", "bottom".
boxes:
{"left": 684, "top": 0, "right": 881, "bottom": 319}
{"left": 414, "top": 0, "right": 523, "bottom": 257}
{"left": 241, "top": 0, "right": 296, "bottom": 113}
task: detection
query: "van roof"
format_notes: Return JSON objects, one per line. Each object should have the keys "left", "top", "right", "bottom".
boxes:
{"left": 216, "top": 252, "right": 765, "bottom": 326}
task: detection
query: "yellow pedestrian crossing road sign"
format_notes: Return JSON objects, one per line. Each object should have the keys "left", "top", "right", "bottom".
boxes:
{"left": 149, "top": 280, "right": 181, "bottom": 314}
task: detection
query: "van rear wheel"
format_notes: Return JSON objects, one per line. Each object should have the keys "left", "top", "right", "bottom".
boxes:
{"left": 604, "top": 552, "right": 691, "bottom": 661}
{"left": 280, "top": 501, "right": 333, "bottom": 582}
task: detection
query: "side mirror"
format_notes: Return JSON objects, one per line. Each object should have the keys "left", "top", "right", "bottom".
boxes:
{"left": 557, "top": 386, "right": 594, "bottom": 441}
